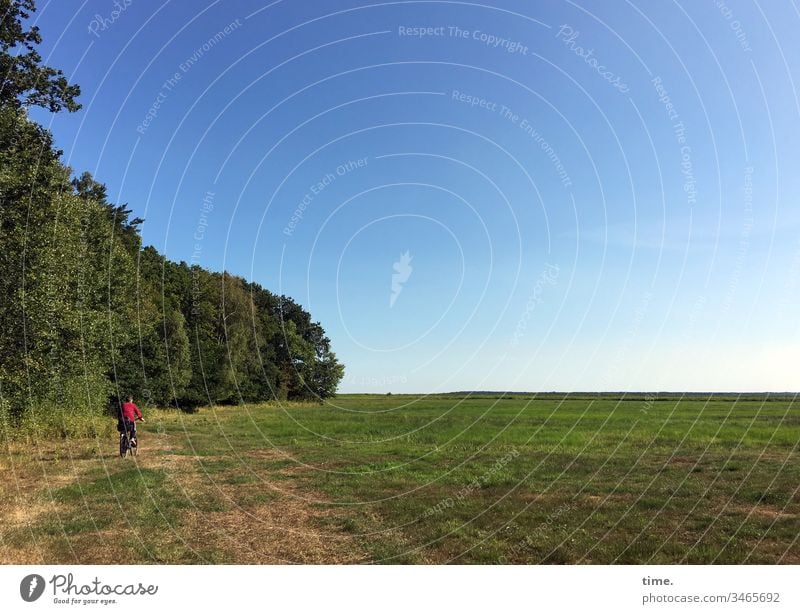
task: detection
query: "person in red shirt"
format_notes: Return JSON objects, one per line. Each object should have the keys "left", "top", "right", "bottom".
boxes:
{"left": 121, "top": 396, "right": 143, "bottom": 423}
{"left": 119, "top": 396, "right": 144, "bottom": 447}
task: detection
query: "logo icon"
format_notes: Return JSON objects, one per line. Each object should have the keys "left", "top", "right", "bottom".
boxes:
{"left": 20, "top": 574, "right": 45, "bottom": 602}
{"left": 390, "top": 251, "right": 413, "bottom": 307}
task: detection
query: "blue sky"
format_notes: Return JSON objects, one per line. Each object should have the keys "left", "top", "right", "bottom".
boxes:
{"left": 29, "top": 0, "right": 800, "bottom": 392}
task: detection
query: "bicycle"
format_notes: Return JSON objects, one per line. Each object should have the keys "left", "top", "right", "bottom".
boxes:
{"left": 119, "top": 424, "right": 138, "bottom": 458}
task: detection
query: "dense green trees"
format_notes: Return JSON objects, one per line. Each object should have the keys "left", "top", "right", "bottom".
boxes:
{"left": 0, "top": 1, "right": 344, "bottom": 437}
{"left": 0, "top": 107, "right": 139, "bottom": 430}
{"left": 0, "top": 0, "right": 81, "bottom": 112}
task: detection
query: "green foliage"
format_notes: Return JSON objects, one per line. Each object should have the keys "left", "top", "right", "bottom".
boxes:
{"left": 0, "top": 110, "right": 344, "bottom": 432}
{"left": 0, "top": 395, "right": 11, "bottom": 440}
{"left": 0, "top": 0, "right": 81, "bottom": 112}
{"left": 0, "top": 2, "right": 344, "bottom": 442}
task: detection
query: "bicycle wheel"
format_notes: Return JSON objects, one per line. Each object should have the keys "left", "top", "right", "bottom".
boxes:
{"left": 119, "top": 433, "right": 127, "bottom": 458}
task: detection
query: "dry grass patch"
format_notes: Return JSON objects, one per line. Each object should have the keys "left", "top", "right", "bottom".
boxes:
{"left": 181, "top": 496, "right": 367, "bottom": 563}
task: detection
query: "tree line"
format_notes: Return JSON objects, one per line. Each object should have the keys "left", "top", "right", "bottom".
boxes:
{"left": 0, "top": 1, "right": 344, "bottom": 436}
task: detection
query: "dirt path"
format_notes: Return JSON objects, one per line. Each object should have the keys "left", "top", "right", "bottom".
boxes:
{"left": 0, "top": 435, "right": 368, "bottom": 564}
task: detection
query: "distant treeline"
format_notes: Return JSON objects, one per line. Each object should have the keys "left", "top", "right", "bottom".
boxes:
{"left": 441, "top": 392, "right": 799, "bottom": 401}
{"left": 0, "top": 1, "right": 343, "bottom": 438}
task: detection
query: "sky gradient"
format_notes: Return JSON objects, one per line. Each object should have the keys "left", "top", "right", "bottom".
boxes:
{"left": 28, "top": 0, "right": 800, "bottom": 392}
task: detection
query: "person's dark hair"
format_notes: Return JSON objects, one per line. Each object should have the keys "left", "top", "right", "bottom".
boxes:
{"left": 126, "top": 396, "right": 133, "bottom": 403}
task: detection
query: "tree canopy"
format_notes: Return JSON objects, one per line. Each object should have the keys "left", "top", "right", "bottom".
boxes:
{"left": 0, "top": 0, "right": 81, "bottom": 112}
{"left": 0, "top": 1, "right": 344, "bottom": 436}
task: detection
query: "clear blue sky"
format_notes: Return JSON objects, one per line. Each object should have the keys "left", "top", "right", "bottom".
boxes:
{"left": 29, "top": 0, "right": 800, "bottom": 392}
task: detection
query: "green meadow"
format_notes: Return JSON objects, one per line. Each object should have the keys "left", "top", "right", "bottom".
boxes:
{"left": 2, "top": 394, "right": 798, "bottom": 564}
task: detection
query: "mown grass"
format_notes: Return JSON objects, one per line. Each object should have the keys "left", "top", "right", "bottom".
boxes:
{"left": 1, "top": 395, "right": 798, "bottom": 563}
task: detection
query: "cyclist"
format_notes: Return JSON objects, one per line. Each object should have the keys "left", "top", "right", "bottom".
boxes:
{"left": 119, "top": 395, "right": 144, "bottom": 449}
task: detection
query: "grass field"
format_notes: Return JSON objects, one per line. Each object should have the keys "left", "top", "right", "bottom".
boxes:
{"left": 1, "top": 394, "right": 798, "bottom": 564}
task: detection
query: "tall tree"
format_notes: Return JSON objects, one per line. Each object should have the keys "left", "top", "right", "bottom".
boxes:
{"left": 0, "top": 0, "right": 81, "bottom": 112}
{"left": 115, "top": 246, "right": 192, "bottom": 407}
{"left": 0, "top": 0, "right": 344, "bottom": 437}
{"left": 0, "top": 106, "right": 71, "bottom": 412}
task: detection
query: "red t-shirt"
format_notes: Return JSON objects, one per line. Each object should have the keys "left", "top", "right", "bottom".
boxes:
{"left": 121, "top": 402, "right": 142, "bottom": 421}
